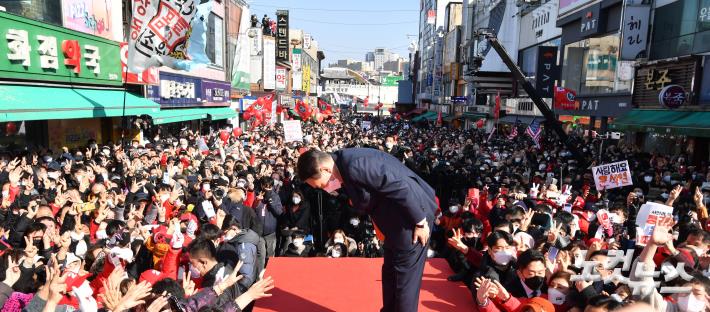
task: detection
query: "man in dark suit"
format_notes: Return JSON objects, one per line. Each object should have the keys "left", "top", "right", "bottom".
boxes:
{"left": 503, "top": 249, "right": 548, "bottom": 299}
{"left": 297, "top": 148, "right": 437, "bottom": 312}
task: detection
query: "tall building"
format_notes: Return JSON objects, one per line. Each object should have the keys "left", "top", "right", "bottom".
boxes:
{"left": 365, "top": 52, "right": 375, "bottom": 62}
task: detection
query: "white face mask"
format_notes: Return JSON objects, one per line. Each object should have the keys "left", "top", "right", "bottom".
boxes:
{"left": 95, "top": 230, "right": 108, "bottom": 240}
{"left": 189, "top": 264, "right": 201, "bottom": 279}
{"left": 492, "top": 249, "right": 515, "bottom": 266}
{"left": 160, "top": 194, "right": 170, "bottom": 203}
{"left": 385, "top": 142, "right": 394, "bottom": 149}
{"left": 293, "top": 239, "right": 304, "bottom": 248}
{"left": 333, "top": 238, "right": 345, "bottom": 244}
{"left": 449, "top": 205, "right": 459, "bottom": 214}
{"left": 350, "top": 218, "right": 360, "bottom": 227}
{"left": 643, "top": 176, "right": 653, "bottom": 183}
{"left": 292, "top": 196, "right": 301, "bottom": 204}
{"left": 331, "top": 250, "right": 341, "bottom": 258}
{"left": 547, "top": 288, "right": 567, "bottom": 305}
{"left": 224, "top": 232, "right": 236, "bottom": 241}
{"left": 677, "top": 294, "right": 705, "bottom": 312}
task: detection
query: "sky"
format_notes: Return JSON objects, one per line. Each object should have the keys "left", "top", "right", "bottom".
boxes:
{"left": 248, "top": 0, "right": 419, "bottom": 65}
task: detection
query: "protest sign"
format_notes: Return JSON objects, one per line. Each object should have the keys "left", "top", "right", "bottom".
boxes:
{"left": 361, "top": 121, "right": 372, "bottom": 131}
{"left": 635, "top": 202, "right": 674, "bottom": 245}
{"left": 283, "top": 120, "right": 303, "bottom": 143}
{"left": 592, "top": 160, "right": 633, "bottom": 191}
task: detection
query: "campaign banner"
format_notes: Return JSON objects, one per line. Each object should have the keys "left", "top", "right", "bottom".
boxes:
{"left": 263, "top": 36, "right": 276, "bottom": 90}
{"left": 592, "top": 160, "right": 633, "bottom": 191}
{"left": 283, "top": 120, "right": 303, "bottom": 143}
{"left": 635, "top": 202, "right": 673, "bottom": 245}
{"left": 127, "top": 0, "right": 213, "bottom": 73}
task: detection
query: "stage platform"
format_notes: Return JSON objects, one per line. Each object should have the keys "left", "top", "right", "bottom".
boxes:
{"left": 254, "top": 257, "right": 474, "bottom": 311}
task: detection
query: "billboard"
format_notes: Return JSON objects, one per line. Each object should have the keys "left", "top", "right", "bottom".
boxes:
{"left": 61, "top": 0, "right": 123, "bottom": 41}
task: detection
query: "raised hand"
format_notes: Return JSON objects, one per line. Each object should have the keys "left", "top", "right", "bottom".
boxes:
{"left": 182, "top": 270, "right": 197, "bottom": 297}
{"left": 519, "top": 209, "right": 535, "bottom": 232}
{"left": 215, "top": 260, "right": 244, "bottom": 295}
{"left": 447, "top": 228, "right": 469, "bottom": 254}
{"left": 3, "top": 257, "right": 21, "bottom": 286}
{"left": 529, "top": 183, "right": 540, "bottom": 199}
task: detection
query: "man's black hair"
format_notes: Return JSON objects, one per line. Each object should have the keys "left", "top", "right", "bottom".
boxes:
{"left": 188, "top": 238, "right": 217, "bottom": 260}
{"left": 463, "top": 218, "right": 483, "bottom": 234}
{"left": 517, "top": 249, "right": 545, "bottom": 271}
{"left": 152, "top": 278, "right": 185, "bottom": 298}
{"left": 199, "top": 223, "right": 222, "bottom": 241}
{"left": 259, "top": 176, "right": 274, "bottom": 189}
{"left": 296, "top": 149, "right": 331, "bottom": 180}
{"left": 486, "top": 230, "right": 514, "bottom": 248}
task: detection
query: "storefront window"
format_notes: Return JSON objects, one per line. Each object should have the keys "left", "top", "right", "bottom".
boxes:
{"left": 561, "top": 34, "right": 633, "bottom": 95}
{"left": 651, "top": 0, "right": 710, "bottom": 59}
{"left": 0, "top": 0, "right": 62, "bottom": 26}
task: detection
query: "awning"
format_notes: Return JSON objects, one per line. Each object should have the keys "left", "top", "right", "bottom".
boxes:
{"left": 610, "top": 109, "right": 710, "bottom": 137}
{"left": 0, "top": 85, "right": 160, "bottom": 122}
{"left": 411, "top": 111, "right": 438, "bottom": 122}
{"left": 499, "top": 115, "right": 543, "bottom": 124}
{"left": 204, "top": 107, "right": 237, "bottom": 121}
{"left": 462, "top": 112, "right": 487, "bottom": 121}
{"left": 150, "top": 108, "right": 209, "bottom": 125}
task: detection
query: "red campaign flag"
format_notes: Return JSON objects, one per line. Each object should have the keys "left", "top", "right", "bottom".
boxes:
{"left": 388, "top": 107, "right": 395, "bottom": 114}
{"left": 318, "top": 98, "right": 333, "bottom": 116}
{"left": 554, "top": 87, "right": 577, "bottom": 110}
{"left": 375, "top": 102, "right": 384, "bottom": 110}
{"left": 494, "top": 92, "right": 501, "bottom": 120}
{"left": 394, "top": 113, "right": 401, "bottom": 121}
{"left": 295, "top": 100, "right": 312, "bottom": 120}
{"left": 363, "top": 96, "right": 369, "bottom": 108}
{"left": 436, "top": 110, "right": 442, "bottom": 125}
{"left": 475, "top": 119, "right": 485, "bottom": 129}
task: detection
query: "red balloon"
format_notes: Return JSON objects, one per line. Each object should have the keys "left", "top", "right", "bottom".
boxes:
{"left": 232, "top": 127, "right": 243, "bottom": 137}
{"left": 5, "top": 122, "right": 17, "bottom": 135}
{"left": 243, "top": 110, "right": 253, "bottom": 120}
{"left": 219, "top": 130, "right": 229, "bottom": 143}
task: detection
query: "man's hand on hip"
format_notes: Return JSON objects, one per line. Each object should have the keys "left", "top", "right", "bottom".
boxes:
{"left": 413, "top": 219, "right": 430, "bottom": 245}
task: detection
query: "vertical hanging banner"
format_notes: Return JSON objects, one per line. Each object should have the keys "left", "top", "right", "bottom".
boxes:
{"left": 127, "top": 0, "right": 213, "bottom": 73}
{"left": 263, "top": 36, "right": 276, "bottom": 90}
{"left": 275, "top": 66, "right": 287, "bottom": 91}
{"left": 275, "top": 10, "right": 289, "bottom": 64}
{"left": 231, "top": 6, "right": 251, "bottom": 91}
{"left": 535, "top": 46, "right": 559, "bottom": 98}
{"left": 620, "top": 4, "right": 651, "bottom": 60}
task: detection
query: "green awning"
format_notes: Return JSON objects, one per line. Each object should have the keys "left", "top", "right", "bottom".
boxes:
{"left": 204, "top": 107, "right": 237, "bottom": 121}
{"left": 0, "top": 85, "right": 160, "bottom": 122}
{"left": 150, "top": 108, "right": 209, "bottom": 125}
{"left": 411, "top": 111, "right": 438, "bottom": 122}
{"left": 610, "top": 109, "right": 710, "bottom": 137}
{"left": 462, "top": 112, "right": 487, "bottom": 121}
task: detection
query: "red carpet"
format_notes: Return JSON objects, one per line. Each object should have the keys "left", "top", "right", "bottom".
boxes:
{"left": 254, "top": 257, "right": 474, "bottom": 311}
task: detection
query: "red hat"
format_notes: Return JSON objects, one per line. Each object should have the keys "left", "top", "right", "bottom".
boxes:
{"left": 139, "top": 269, "right": 170, "bottom": 285}
{"left": 64, "top": 273, "right": 90, "bottom": 292}
{"left": 180, "top": 212, "right": 198, "bottom": 223}
{"left": 521, "top": 297, "right": 555, "bottom": 312}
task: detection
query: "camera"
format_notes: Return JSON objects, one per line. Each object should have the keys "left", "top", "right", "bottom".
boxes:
{"left": 213, "top": 187, "right": 226, "bottom": 199}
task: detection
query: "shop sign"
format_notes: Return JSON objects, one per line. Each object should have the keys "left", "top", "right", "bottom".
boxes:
{"left": 427, "top": 10, "right": 436, "bottom": 24}
{"left": 275, "top": 10, "right": 289, "bottom": 63}
{"left": 620, "top": 4, "right": 651, "bottom": 60}
{"left": 303, "top": 64, "right": 311, "bottom": 94}
{"left": 147, "top": 72, "right": 203, "bottom": 107}
{"left": 292, "top": 49, "right": 302, "bottom": 71}
{"left": 535, "top": 46, "right": 559, "bottom": 98}
{"left": 555, "top": 95, "right": 631, "bottom": 117}
{"left": 644, "top": 69, "right": 672, "bottom": 90}
{"left": 451, "top": 96, "right": 467, "bottom": 103}
{"left": 658, "top": 85, "right": 687, "bottom": 109}
{"left": 61, "top": 0, "right": 122, "bottom": 41}
{"left": 579, "top": 4, "right": 601, "bottom": 37}
{"left": 303, "top": 34, "right": 312, "bottom": 50}
{"left": 275, "top": 66, "right": 287, "bottom": 91}
{"left": 263, "top": 37, "right": 276, "bottom": 90}
{"left": 202, "top": 79, "right": 230, "bottom": 104}
{"left": 519, "top": 0, "right": 562, "bottom": 49}
{"left": 0, "top": 12, "right": 121, "bottom": 86}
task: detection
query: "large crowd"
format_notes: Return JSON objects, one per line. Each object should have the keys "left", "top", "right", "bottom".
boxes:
{"left": 0, "top": 109, "right": 706, "bottom": 312}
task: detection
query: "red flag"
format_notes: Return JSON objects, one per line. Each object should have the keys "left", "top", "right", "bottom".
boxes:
{"left": 436, "top": 111, "right": 442, "bottom": 125}
{"left": 494, "top": 92, "right": 501, "bottom": 120}
{"left": 475, "top": 119, "right": 485, "bottom": 129}
{"left": 554, "top": 86, "right": 577, "bottom": 110}
{"left": 318, "top": 98, "right": 333, "bottom": 116}
{"left": 375, "top": 102, "right": 384, "bottom": 110}
{"left": 395, "top": 113, "right": 401, "bottom": 121}
{"left": 295, "top": 100, "right": 312, "bottom": 120}
{"left": 363, "top": 96, "right": 369, "bottom": 108}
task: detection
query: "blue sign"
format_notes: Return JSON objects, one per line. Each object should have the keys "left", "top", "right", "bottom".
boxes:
{"left": 147, "top": 72, "right": 203, "bottom": 107}
{"left": 451, "top": 96, "right": 467, "bottom": 103}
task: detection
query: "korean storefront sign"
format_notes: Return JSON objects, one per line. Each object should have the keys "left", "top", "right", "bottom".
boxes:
{"left": 0, "top": 12, "right": 122, "bottom": 86}
{"left": 147, "top": 73, "right": 230, "bottom": 107}
{"left": 620, "top": 4, "right": 651, "bottom": 60}
{"left": 275, "top": 66, "right": 287, "bottom": 91}
{"left": 633, "top": 57, "right": 698, "bottom": 108}
{"left": 519, "top": 0, "right": 562, "bottom": 49}
{"left": 275, "top": 10, "right": 289, "bottom": 63}
{"left": 302, "top": 64, "right": 311, "bottom": 94}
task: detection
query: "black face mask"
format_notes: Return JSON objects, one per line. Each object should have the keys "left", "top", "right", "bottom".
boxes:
{"left": 462, "top": 237, "right": 479, "bottom": 249}
{"left": 33, "top": 238, "right": 43, "bottom": 249}
{"left": 524, "top": 276, "right": 545, "bottom": 291}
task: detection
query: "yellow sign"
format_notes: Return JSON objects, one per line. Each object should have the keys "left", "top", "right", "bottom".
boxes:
{"left": 48, "top": 118, "right": 102, "bottom": 150}
{"left": 645, "top": 69, "right": 672, "bottom": 90}
{"left": 302, "top": 64, "right": 311, "bottom": 94}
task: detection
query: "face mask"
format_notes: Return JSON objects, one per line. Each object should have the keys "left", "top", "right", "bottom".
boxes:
{"left": 677, "top": 294, "right": 705, "bottom": 312}
{"left": 514, "top": 158, "right": 521, "bottom": 163}
{"left": 293, "top": 239, "right": 304, "bottom": 248}
{"left": 538, "top": 164, "right": 546, "bottom": 171}
{"left": 493, "top": 250, "right": 514, "bottom": 266}
{"left": 95, "top": 230, "right": 108, "bottom": 240}
{"left": 160, "top": 194, "right": 170, "bottom": 203}
{"left": 547, "top": 287, "right": 567, "bottom": 305}
{"left": 224, "top": 232, "right": 236, "bottom": 241}
{"left": 189, "top": 264, "right": 201, "bottom": 279}
{"left": 524, "top": 276, "right": 545, "bottom": 291}
{"left": 644, "top": 176, "right": 653, "bottom": 183}
{"left": 449, "top": 205, "right": 459, "bottom": 214}
{"left": 331, "top": 250, "right": 341, "bottom": 258}
{"left": 334, "top": 238, "right": 344, "bottom": 244}
{"left": 292, "top": 196, "right": 301, "bottom": 204}
{"left": 385, "top": 142, "right": 394, "bottom": 149}
{"left": 350, "top": 218, "right": 360, "bottom": 227}
{"left": 663, "top": 175, "right": 671, "bottom": 183}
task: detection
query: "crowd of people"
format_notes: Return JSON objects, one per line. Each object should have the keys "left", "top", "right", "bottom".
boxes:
{"left": 0, "top": 109, "right": 706, "bottom": 312}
